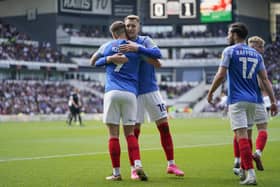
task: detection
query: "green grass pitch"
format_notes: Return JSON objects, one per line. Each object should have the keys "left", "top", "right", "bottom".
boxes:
{"left": 0, "top": 117, "right": 280, "bottom": 187}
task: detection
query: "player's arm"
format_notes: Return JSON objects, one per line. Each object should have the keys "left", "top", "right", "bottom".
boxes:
{"left": 141, "top": 55, "right": 162, "bottom": 68}
{"left": 90, "top": 42, "right": 110, "bottom": 65}
{"left": 258, "top": 69, "right": 278, "bottom": 116}
{"left": 207, "top": 66, "right": 227, "bottom": 104}
{"left": 207, "top": 47, "right": 230, "bottom": 104}
{"left": 90, "top": 51, "right": 101, "bottom": 66}
{"left": 95, "top": 53, "right": 128, "bottom": 67}
{"left": 119, "top": 40, "right": 162, "bottom": 59}
{"left": 257, "top": 76, "right": 264, "bottom": 92}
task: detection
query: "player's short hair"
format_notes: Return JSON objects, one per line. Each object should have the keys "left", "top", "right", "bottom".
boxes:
{"left": 124, "top": 15, "right": 140, "bottom": 23}
{"left": 110, "top": 21, "right": 126, "bottom": 36}
{"left": 229, "top": 22, "right": 248, "bottom": 39}
{"left": 248, "top": 36, "right": 265, "bottom": 47}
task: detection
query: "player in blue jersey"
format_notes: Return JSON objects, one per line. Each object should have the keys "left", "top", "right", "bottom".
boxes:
{"left": 233, "top": 36, "right": 276, "bottom": 173}
{"left": 207, "top": 22, "right": 278, "bottom": 185}
{"left": 119, "top": 15, "right": 184, "bottom": 179}
{"left": 90, "top": 21, "right": 149, "bottom": 181}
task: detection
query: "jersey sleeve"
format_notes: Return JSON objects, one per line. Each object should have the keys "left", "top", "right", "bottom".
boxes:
{"left": 142, "top": 36, "right": 159, "bottom": 48}
{"left": 257, "top": 55, "right": 266, "bottom": 72}
{"left": 220, "top": 47, "right": 232, "bottom": 67}
{"left": 95, "top": 57, "right": 107, "bottom": 67}
{"left": 95, "top": 41, "right": 111, "bottom": 58}
{"left": 138, "top": 36, "right": 162, "bottom": 59}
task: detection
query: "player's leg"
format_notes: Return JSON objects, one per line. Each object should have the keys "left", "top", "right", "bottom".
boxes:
{"left": 134, "top": 95, "right": 145, "bottom": 139}
{"left": 128, "top": 95, "right": 145, "bottom": 179}
{"left": 254, "top": 103, "right": 268, "bottom": 170}
{"left": 67, "top": 111, "right": 72, "bottom": 125}
{"left": 77, "top": 108, "right": 83, "bottom": 126}
{"left": 73, "top": 108, "right": 78, "bottom": 124}
{"left": 254, "top": 123, "right": 267, "bottom": 170}
{"left": 106, "top": 124, "right": 122, "bottom": 180}
{"left": 68, "top": 107, "right": 75, "bottom": 126}
{"left": 233, "top": 133, "right": 241, "bottom": 175}
{"left": 103, "top": 91, "right": 122, "bottom": 181}
{"left": 229, "top": 102, "right": 256, "bottom": 185}
{"left": 255, "top": 123, "right": 268, "bottom": 154}
{"left": 145, "top": 91, "right": 184, "bottom": 176}
{"left": 122, "top": 91, "right": 147, "bottom": 181}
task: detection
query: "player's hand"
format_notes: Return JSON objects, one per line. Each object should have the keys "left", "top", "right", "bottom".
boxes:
{"left": 119, "top": 41, "right": 139, "bottom": 53}
{"left": 270, "top": 103, "right": 278, "bottom": 116}
{"left": 207, "top": 92, "right": 213, "bottom": 104}
{"left": 108, "top": 53, "right": 128, "bottom": 64}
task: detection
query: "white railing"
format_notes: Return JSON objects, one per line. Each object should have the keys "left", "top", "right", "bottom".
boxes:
{"left": 57, "top": 35, "right": 227, "bottom": 47}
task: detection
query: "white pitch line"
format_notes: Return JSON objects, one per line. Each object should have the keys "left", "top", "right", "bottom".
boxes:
{"left": 0, "top": 139, "right": 279, "bottom": 163}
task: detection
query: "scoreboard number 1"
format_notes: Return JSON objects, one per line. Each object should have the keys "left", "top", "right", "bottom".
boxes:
{"left": 150, "top": 0, "right": 196, "bottom": 19}
{"left": 179, "top": 0, "right": 196, "bottom": 18}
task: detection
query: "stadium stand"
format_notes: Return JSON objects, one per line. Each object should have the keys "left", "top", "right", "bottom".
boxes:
{"left": 0, "top": 19, "right": 66, "bottom": 63}
{"left": 0, "top": 80, "right": 103, "bottom": 115}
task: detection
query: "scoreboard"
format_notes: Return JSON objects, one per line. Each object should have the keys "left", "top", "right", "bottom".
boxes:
{"left": 148, "top": 0, "right": 232, "bottom": 24}
{"left": 150, "top": 0, "right": 196, "bottom": 19}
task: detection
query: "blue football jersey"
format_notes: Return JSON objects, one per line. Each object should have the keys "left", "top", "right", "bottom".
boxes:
{"left": 256, "top": 79, "right": 264, "bottom": 103}
{"left": 220, "top": 43, "right": 265, "bottom": 104}
{"left": 134, "top": 36, "right": 162, "bottom": 95}
{"left": 96, "top": 39, "right": 142, "bottom": 95}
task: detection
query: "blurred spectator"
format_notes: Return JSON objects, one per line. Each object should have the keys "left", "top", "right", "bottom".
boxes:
{"left": 0, "top": 20, "right": 67, "bottom": 63}
{"left": 0, "top": 80, "right": 103, "bottom": 115}
{"left": 159, "top": 82, "right": 193, "bottom": 99}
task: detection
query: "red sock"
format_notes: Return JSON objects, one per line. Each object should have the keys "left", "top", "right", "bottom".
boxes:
{"left": 157, "top": 122, "right": 174, "bottom": 161}
{"left": 241, "top": 161, "right": 245, "bottom": 169}
{"left": 233, "top": 135, "right": 240, "bottom": 157}
{"left": 108, "top": 138, "right": 121, "bottom": 168}
{"left": 134, "top": 128, "right": 140, "bottom": 140}
{"left": 126, "top": 135, "right": 140, "bottom": 166}
{"left": 238, "top": 138, "right": 253, "bottom": 169}
{"left": 248, "top": 138, "right": 253, "bottom": 151}
{"left": 256, "top": 130, "right": 268, "bottom": 151}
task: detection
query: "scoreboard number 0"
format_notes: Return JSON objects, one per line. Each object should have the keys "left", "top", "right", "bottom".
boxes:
{"left": 151, "top": 0, "right": 168, "bottom": 19}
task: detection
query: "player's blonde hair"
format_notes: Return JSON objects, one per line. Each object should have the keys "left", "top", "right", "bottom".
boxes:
{"left": 248, "top": 36, "right": 265, "bottom": 47}
{"left": 124, "top": 15, "right": 140, "bottom": 22}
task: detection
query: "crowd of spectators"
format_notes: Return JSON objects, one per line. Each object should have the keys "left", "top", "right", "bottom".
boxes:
{"left": 0, "top": 20, "right": 66, "bottom": 63}
{"left": 0, "top": 20, "right": 31, "bottom": 40}
{"left": 159, "top": 82, "right": 193, "bottom": 99}
{"left": 62, "top": 24, "right": 110, "bottom": 38}
{"left": 202, "top": 91, "right": 228, "bottom": 113}
{"left": 183, "top": 50, "right": 221, "bottom": 59}
{"left": 0, "top": 81, "right": 103, "bottom": 115}
{"left": 61, "top": 23, "right": 227, "bottom": 39}
{"left": 273, "top": 84, "right": 280, "bottom": 103}
{"left": 0, "top": 42, "right": 66, "bottom": 63}
{"left": 263, "top": 36, "right": 280, "bottom": 83}
{"left": 182, "top": 28, "right": 227, "bottom": 38}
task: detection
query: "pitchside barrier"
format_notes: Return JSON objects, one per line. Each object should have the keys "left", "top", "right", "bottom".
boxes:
{"left": 0, "top": 112, "right": 229, "bottom": 122}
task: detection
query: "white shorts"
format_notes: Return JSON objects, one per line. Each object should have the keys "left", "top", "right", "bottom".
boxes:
{"left": 228, "top": 102, "right": 256, "bottom": 130}
{"left": 136, "top": 91, "right": 168, "bottom": 123}
{"left": 254, "top": 103, "right": 268, "bottom": 125}
{"left": 263, "top": 96, "right": 271, "bottom": 108}
{"left": 103, "top": 90, "right": 137, "bottom": 125}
